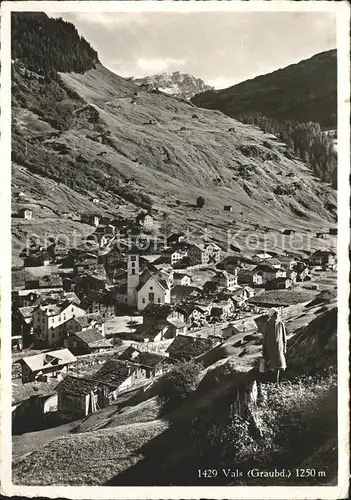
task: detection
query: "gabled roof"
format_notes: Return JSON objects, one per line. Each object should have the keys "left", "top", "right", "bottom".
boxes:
{"left": 254, "top": 264, "right": 281, "bottom": 273}
{"left": 20, "top": 349, "right": 77, "bottom": 372}
{"left": 310, "top": 249, "right": 336, "bottom": 257}
{"left": 38, "top": 275, "right": 63, "bottom": 288}
{"left": 18, "top": 306, "right": 37, "bottom": 319}
{"left": 119, "top": 347, "right": 169, "bottom": 369}
{"left": 225, "top": 319, "right": 258, "bottom": 333}
{"left": 166, "top": 335, "right": 214, "bottom": 360}
{"left": 92, "top": 359, "right": 132, "bottom": 388}
{"left": 56, "top": 375, "right": 97, "bottom": 396}
{"left": 136, "top": 268, "right": 170, "bottom": 292}
{"left": 73, "top": 329, "right": 111, "bottom": 348}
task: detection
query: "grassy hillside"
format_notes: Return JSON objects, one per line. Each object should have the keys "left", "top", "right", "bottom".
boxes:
{"left": 12, "top": 61, "right": 337, "bottom": 266}
{"left": 192, "top": 50, "right": 337, "bottom": 129}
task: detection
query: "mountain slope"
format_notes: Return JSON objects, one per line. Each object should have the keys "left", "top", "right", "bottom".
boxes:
{"left": 11, "top": 14, "right": 337, "bottom": 267}
{"left": 192, "top": 50, "right": 337, "bottom": 129}
{"left": 132, "top": 71, "right": 214, "bottom": 100}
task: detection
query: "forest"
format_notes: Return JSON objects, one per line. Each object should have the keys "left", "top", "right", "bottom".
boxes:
{"left": 11, "top": 12, "right": 99, "bottom": 80}
{"left": 236, "top": 113, "right": 337, "bottom": 188}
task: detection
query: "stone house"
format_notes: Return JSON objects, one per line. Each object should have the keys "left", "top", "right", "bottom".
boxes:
{"left": 64, "top": 329, "right": 112, "bottom": 355}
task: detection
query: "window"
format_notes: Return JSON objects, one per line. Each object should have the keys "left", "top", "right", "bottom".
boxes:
{"left": 131, "top": 269, "right": 136, "bottom": 275}
{"left": 131, "top": 256, "right": 136, "bottom": 261}
{"left": 149, "top": 286, "right": 153, "bottom": 290}
{"left": 142, "top": 298, "right": 146, "bottom": 304}
{"left": 131, "top": 262, "right": 135, "bottom": 268}
{"left": 157, "top": 298, "right": 161, "bottom": 304}
{"left": 149, "top": 293, "right": 155, "bottom": 302}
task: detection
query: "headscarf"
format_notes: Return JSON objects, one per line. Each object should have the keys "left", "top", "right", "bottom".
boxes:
{"left": 268, "top": 307, "right": 280, "bottom": 320}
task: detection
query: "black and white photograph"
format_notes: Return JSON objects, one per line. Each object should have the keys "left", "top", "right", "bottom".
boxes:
{"left": 1, "top": 1, "right": 349, "bottom": 498}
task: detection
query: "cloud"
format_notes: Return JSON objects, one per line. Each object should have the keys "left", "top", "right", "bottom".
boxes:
{"left": 207, "top": 76, "right": 236, "bottom": 90}
{"left": 136, "top": 57, "right": 186, "bottom": 75}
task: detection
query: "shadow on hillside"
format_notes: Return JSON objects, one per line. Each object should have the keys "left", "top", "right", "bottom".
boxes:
{"left": 104, "top": 368, "right": 254, "bottom": 486}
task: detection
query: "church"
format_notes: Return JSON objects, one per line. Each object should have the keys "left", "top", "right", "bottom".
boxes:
{"left": 127, "top": 251, "right": 172, "bottom": 311}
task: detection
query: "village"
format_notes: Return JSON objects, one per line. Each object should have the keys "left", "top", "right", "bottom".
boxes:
{"left": 11, "top": 205, "right": 338, "bottom": 432}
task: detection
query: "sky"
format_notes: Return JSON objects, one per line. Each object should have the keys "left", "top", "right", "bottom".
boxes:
{"left": 50, "top": 11, "right": 336, "bottom": 89}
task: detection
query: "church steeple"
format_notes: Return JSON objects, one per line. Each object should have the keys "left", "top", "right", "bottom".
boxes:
{"left": 127, "top": 250, "right": 140, "bottom": 307}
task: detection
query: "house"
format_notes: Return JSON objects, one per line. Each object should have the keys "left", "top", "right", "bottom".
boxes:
{"left": 171, "top": 285, "right": 201, "bottom": 304}
{"left": 64, "top": 329, "right": 112, "bottom": 355}
{"left": 211, "top": 270, "right": 238, "bottom": 291}
{"left": 259, "top": 258, "right": 282, "bottom": 269}
{"left": 12, "top": 380, "right": 59, "bottom": 432}
{"left": 93, "top": 359, "right": 147, "bottom": 400}
{"left": 128, "top": 320, "right": 170, "bottom": 342}
{"left": 251, "top": 252, "right": 273, "bottom": 263}
{"left": 81, "top": 214, "right": 100, "bottom": 227}
{"left": 18, "top": 208, "right": 33, "bottom": 220}
{"left": 223, "top": 205, "right": 233, "bottom": 212}
{"left": 79, "top": 291, "right": 116, "bottom": 318}
{"left": 210, "top": 299, "right": 235, "bottom": 320}
{"left": 14, "top": 306, "right": 36, "bottom": 346}
{"left": 64, "top": 314, "right": 105, "bottom": 337}
{"left": 279, "top": 255, "right": 297, "bottom": 270}
{"left": 221, "top": 319, "right": 258, "bottom": 340}
{"left": 94, "top": 224, "right": 116, "bottom": 238}
{"left": 127, "top": 251, "right": 171, "bottom": 310}
{"left": 254, "top": 264, "right": 286, "bottom": 284}
{"left": 25, "top": 275, "right": 63, "bottom": 291}
{"left": 167, "top": 232, "right": 187, "bottom": 246}
{"left": 237, "top": 268, "right": 263, "bottom": 285}
{"left": 73, "top": 273, "right": 107, "bottom": 295}
{"left": 309, "top": 250, "right": 336, "bottom": 269}
{"left": 18, "top": 348, "right": 77, "bottom": 384}
{"left": 170, "top": 247, "right": 188, "bottom": 266}
{"left": 243, "top": 286, "right": 256, "bottom": 298}
{"left": 56, "top": 375, "right": 100, "bottom": 419}
{"left": 173, "top": 272, "right": 191, "bottom": 287}
{"left": 32, "top": 301, "right": 86, "bottom": 347}
{"left": 136, "top": 211, "right": 154, "bottom": 227}
{"left": 265, "top": 277, "right": 292, "bottom": 290}
{"left": 296, "top": 264, "right": 310, "bottom": 282}
{"left": 197, "top": 242, "right": 221, "bottom": 265}
{"left": 166, "top": 335, "right": 215, "bottom": 361}
{"left": 118, "top": 346, "right": 171, "bottom": 378}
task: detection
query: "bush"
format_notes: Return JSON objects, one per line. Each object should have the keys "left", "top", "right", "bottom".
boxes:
{"left": 196, "top": 196, "right": 205, "bottom": 208}
{"left": 159, "top": 360, "right": 202, "bottom": 409}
